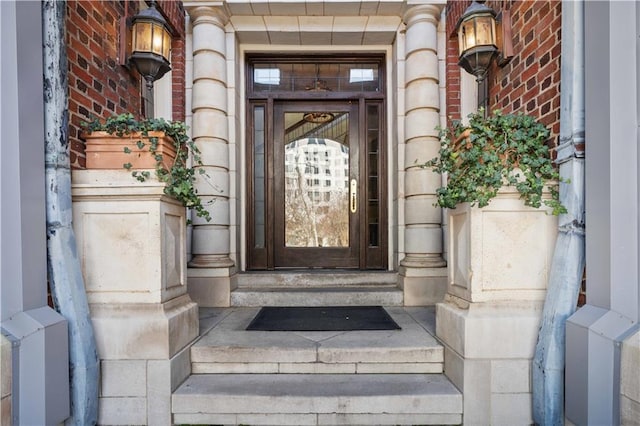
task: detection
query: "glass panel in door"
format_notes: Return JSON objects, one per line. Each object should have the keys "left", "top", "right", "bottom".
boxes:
{"left": 274, "top": 102, "right": 359, "bottom": 268}
{"left": 284, "top": 112, "right": 350, "bottom": 248}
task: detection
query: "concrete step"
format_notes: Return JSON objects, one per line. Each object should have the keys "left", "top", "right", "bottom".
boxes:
{"left": 234, "top": 271, "right": 398, "bottom": 288}
{"left": 191, "top": 307, "right": 441, "bottom": 374}
{"left": 172, "top": 373, "right": 463, "bottom": 425}
{"left": 231, "top": 285, "right": 403, "bottom": 307}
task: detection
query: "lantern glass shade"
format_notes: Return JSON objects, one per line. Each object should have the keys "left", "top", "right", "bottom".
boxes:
{"left": 162, "top": 30, "right": 172, "bottom": 58}
{"left": 459, "top": 14, "right": 497, "bottom": 55}
{"left": 457, "top": 2, "right": 498, "bottom": 81}
{"left": 132, "top": 20, "right": 171, "bottom": 60}
{"left": 128, "top": 1, "right": 172, "bottom": 89}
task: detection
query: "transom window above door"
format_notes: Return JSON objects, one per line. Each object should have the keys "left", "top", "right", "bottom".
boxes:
{"left": 251, "top": 61, "right": 381, "bottom": 93}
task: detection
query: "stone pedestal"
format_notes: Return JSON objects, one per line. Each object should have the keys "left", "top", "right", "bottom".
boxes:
{"left": 72, "top": 170, "right": 198, "bottom": 425}
{"left": 436, "top": 187, "right": 558, "bottom": 425}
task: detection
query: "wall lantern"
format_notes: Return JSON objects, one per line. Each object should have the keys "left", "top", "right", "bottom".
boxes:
{"left": 456, "top": 0, "right": 513, "bottom": 82}
{"left": 127, "top": 0, "right": 172, "bottom": 90}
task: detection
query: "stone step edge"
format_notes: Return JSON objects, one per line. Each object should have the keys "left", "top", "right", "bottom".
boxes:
{"left": 230, "top": 288, "right": 404, "bottom": 307}
{"left": 190, "top": 346, "right": 444, "bottom": 363}
{"left": 191, "top": 361, "right": 443, "bottom": 374}
{"left": 234, "top": 272, "right": 398, "bottom": 288}
{"left": 235, "top": 283, "right": 400, "bottom": 289}
{"left": 190, "top": 338, "right": 444, "bottom": 365}
{"left": 232, "top": 285, "right": 402, "bottom": 291}
{"left": 173, "top": 412, "right": 462, "bottom": 426}
{"left": 172, "top": 373, "right": 463, "bottom": 416}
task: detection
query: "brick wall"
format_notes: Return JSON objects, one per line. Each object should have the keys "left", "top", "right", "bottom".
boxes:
{"left": 66, "top": 0, "right": 185, "bottom": 169}
{"left": 445, "top": 1, "right": 469, "bottom": 121}
{"left": 158, "top": 0, "right": 186, "bottom": 123}
{"left": 445, "top": 0, "right": 562, "bottom": 149}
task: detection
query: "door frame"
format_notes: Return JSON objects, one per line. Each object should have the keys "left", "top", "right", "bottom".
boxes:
{"left": 245, "top": 54, "right": 388, "bottom": 270}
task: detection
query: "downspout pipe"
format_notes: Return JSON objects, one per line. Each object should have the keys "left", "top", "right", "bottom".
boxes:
{"left": 532, "top": 1, "right": 586, "bottom": 424}
{"left": 42, "top": 1, "right": 100, "bottom": 425}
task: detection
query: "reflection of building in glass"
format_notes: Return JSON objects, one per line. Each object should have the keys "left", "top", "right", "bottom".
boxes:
{"left": 285, "top": 138, "right": 349, "bottom": 204}
{"left": 284, "top": 137, "right": 349, "bottom": 247}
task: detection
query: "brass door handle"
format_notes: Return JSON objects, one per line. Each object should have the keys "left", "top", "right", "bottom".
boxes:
{"left": 350, "top": 179, "right": 357, "bottom": 213}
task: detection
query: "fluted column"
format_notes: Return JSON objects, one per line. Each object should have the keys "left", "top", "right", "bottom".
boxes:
{"left": 401, "top": 5, "right": 445, "bottom": 268}
{"left": 188, "top": 6, "right": 233, "bottom": 268}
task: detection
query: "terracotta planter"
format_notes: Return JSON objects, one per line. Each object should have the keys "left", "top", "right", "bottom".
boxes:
{"left": 83, "top": 131, "right": 177, "bottom": 170}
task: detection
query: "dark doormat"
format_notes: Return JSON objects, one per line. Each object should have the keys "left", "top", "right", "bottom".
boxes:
{"left": 246, "top": 306, "right": 401, "bottom": 331}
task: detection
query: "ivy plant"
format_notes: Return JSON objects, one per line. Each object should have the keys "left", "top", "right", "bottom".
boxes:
{"left": 83, "top": 113, "right": 212, "bottom": 222}
{"left": 423, "top": 109, "right": 567, "bottom": 215}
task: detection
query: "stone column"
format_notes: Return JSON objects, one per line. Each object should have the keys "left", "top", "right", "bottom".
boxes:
{"left": 400, "top": 5, "right": 447, "bottom": 305}
{"left": 186, "top": 6, "right": 235, "bottom": 306}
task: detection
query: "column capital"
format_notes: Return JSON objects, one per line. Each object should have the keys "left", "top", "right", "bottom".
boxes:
{"left": 187, "top": 4, "right": 230, "bottom": 28}
{"left": 403, "top": 4, "right": 443, "bottom": 28}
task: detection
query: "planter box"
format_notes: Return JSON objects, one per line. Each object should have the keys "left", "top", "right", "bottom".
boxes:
{"left": 447, "top": 185, "right": 558, "bottom": 303}
{"left": 437, "top": 186, "right": 558, "bottom": 425}
{"left": 83, "top": 131, "right": 177, "bottom": 170}
{"left": 72, "top": 169, "right": 197, "bottom": 426}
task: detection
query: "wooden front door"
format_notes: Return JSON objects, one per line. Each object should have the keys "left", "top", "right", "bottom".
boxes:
{"left": 273, "top": 101, "right": 360, "bottom": 268}
{"left": 246, "top": 56, "right": 387, "bottom": 270}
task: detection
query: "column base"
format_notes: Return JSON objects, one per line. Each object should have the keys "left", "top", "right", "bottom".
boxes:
{"left": 398, "top": 265, "right": 447, "bottom": 306}
{"left": 400, "top": 254, "right": 446, "bottom": 268}
{"left": 187, "top": 266, "right": 236, "bottom": 307}
{"left": 188, "top": 254, "right": 234, "bottom": 268}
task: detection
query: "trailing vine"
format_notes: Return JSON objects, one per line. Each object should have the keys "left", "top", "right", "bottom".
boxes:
{"left": 83, "top": 113, "right": 212, "bottom": 222}
{"left": 423, "top": 109, "right": 567, "bottom": 215}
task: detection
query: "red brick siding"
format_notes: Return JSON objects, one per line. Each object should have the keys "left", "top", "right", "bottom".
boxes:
{"left": 170, "top": 37, "right": 186, "bottom": 122}
{"left": 158, "top": 0, "right": 186, "bottom": 122}
{"left": 66, "top": 1, "right": 185, "bottom": 169}
{"left": 157, "top": 0, "right": 185, "bottom": 35}
{"left": 445, "top": 1, "right": 470, "bottom": 121}
{"left": 577, "top": 271, "right": 587, "bottom": 307}
{"left": 445, "top": 0, "right": 562, "bottom": 149}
